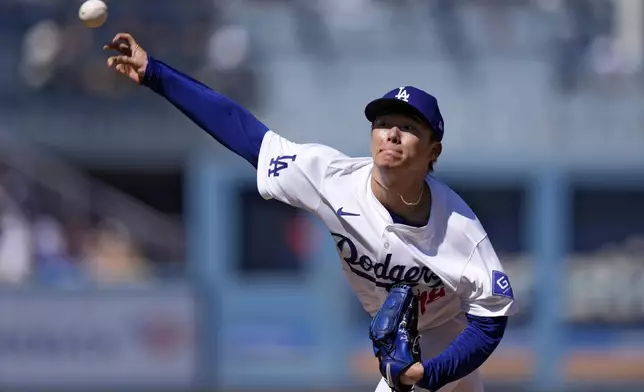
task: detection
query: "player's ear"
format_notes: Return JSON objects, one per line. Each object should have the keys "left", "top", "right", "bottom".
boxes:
{"left": 430, "top": 142, "right": 442, "bottom": 162}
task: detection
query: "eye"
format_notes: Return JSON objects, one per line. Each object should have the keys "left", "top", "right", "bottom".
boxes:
{"left": 401, "top": 124, "right": 417, "bottom": 132}
{"left": 373, "top": 119, "right": 388, "bottom": 128}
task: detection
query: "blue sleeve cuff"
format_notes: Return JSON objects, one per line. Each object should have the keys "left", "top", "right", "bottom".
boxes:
{"left": 142, "top": 54, "right": 160, "bottom": 88}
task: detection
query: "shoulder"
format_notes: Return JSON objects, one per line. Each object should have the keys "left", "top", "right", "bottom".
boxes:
{"left": 429, "top": 176, "right": 488, "bottom": 256}
{"left": 260, "top": 130, "right": 373, "bottom": 179}
{"left": 260, "top": 130, "right": 354, "bottom": 164}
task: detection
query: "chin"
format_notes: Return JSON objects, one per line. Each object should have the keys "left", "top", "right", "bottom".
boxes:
{"left": 374, "top": 157, "right": 403, "bottom": 170}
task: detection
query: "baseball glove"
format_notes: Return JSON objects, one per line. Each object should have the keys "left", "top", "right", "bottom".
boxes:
{"left": 369, "top": 284, "right": 421, "bottom": 392}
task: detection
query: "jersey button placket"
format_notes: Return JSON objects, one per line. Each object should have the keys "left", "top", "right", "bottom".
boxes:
{"left": 380, "top": 226, "right": 393, "bottom": 258}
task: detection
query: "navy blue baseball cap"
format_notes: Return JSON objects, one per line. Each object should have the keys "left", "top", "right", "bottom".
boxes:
{"left": 365, "top": 86, "right": 444, "bottom": 141}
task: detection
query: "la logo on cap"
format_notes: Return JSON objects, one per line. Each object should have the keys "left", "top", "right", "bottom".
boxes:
{"left": 394, "top": 87, "right": 410, "bottom": 102}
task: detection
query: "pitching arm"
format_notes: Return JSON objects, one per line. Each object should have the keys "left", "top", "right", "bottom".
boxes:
{"left": 142, "top": 55, "right": 268, "bottom": 168}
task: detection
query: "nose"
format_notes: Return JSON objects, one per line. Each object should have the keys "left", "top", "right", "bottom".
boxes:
{"left": 386, "top": 126, "right": 401, "bottom": 144}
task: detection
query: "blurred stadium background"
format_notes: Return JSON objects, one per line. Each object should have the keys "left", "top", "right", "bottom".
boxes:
{"left": 0, "top": 0, "right": 643, "bottom": 391}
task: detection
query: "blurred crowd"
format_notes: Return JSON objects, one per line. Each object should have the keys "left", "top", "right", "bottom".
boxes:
{"left": 0, "top": 0, "right": 260, "bottom": 110}
{"left": 0, "top": 162, "right": 145, "bottom": 287}
{"left": 0, "top": 155, "right": 183, "bottom": 288}
{"left": 0, "top": 0, "right": 639, "bottom": 107}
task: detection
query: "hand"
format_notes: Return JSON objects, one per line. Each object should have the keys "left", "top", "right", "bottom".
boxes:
{"left": 103, "top": 33, "right": 148, "bottom": 84}
{"left": 399, "top": 362, "right": 424, "bottom": 385}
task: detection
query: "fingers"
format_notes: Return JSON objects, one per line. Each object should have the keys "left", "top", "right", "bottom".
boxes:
{"left": 111, "top": 32, "right": 136, "bottom": 47}
{"left": 107, "top": 55, "right": 138, "bottom": 68}
{"left": 103, "top": 33, "right": 136, "bottom": 54}
{"left": 102, "top": 42, "right": 131, "bottom": 55}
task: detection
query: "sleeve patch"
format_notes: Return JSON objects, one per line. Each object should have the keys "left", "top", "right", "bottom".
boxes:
{"left": 492, "top": 270, "right": 514, "bottom": 299}
{"left": 267, "top": 154, "right": 297, "bottom": 177}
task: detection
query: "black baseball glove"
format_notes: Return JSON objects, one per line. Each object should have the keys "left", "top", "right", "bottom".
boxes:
{"left": 369, "top": 284, "right": 422, "bottom": 392}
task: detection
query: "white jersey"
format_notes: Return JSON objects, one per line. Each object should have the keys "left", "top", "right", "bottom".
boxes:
{"left": 256, "top": 131, "right": 517, "bottom": 333}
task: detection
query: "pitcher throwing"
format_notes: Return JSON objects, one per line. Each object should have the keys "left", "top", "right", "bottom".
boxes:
{"left": 105, "top": 32, "right": 517, "bottom": 392}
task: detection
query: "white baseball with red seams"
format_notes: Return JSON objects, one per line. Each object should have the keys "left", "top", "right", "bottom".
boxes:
{"left": 79, "top": 0, "right": 108, "bottom": 28}
{"left": 256, "top": 130, "right": 518, "bottom": 391}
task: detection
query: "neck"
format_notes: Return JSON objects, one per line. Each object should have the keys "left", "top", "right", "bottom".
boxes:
{"left": 371, "top": 167, "right": 431, "bottom": 225}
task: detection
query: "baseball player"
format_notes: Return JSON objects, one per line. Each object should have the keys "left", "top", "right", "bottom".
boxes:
{"left": 105, "top": 32, "right": 516, "bottom": 392}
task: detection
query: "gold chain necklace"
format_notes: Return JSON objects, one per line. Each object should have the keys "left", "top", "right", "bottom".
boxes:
{"left": 373, "top": 176, "right": 424, "bottom": 206}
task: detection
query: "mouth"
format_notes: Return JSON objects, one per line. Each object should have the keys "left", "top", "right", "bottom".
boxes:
{"left": 379, "top": 148, "right": 402, "bottom": 157}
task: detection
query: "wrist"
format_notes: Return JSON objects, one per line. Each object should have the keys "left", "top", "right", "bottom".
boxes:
{"left": 141, "top": 53, "right": 157, "bottom": 87}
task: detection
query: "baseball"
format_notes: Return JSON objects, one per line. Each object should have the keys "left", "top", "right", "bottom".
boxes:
{"left": 79, "top": 0, "right": 108, "bottom": 28}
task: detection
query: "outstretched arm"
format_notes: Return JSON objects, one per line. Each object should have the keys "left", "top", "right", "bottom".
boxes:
{"left": 104, "top": 32, "right": 268, "bottom": 168}
{"left": 105, "top": 32, "right": 346, "bottom": 213}
{"left": 142, "top": 55, "right": 268, "bottom": 167}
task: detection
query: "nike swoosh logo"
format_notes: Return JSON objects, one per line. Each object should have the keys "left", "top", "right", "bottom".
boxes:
{"left": 336, "top": 207, "right": 360, "bottom": 217}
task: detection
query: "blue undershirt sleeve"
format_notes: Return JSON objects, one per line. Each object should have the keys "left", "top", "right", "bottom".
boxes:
{"left": 142, "top": 55, "right": 269, "bottom": 168}
{"left": 418, "top": 315, "right": 508, "bottom": 391}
